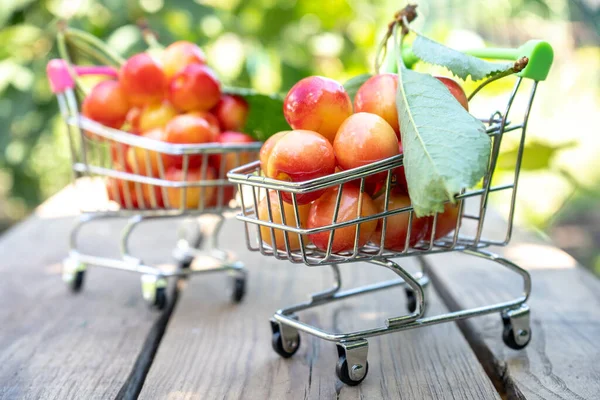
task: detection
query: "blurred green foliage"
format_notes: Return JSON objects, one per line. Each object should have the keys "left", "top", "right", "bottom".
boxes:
{"left": 0, "top": 0, "right": 390, "bottom": 228}
{"left": 0, "top": 0, "right": 599, "bottom": 272}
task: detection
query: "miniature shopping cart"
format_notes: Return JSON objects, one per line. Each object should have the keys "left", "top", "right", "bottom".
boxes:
{"left": 47, "top": 59, "right": 261, "bottom": 309}
{"left": 228, "top": 40, "right": 553, "bottom": 385}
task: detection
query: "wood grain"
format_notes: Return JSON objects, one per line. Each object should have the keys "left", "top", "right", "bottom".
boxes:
{"left": 139, "top": 219, "right": 500, "bottom": 400}
{"left": 6, "top": 182, "right": 597, "bottom": 399}
{"left": 0, "top": 214, "right": 181, "bottom": 400}
{"left": 424, "top": 212, "right": 600, "bottom": 400}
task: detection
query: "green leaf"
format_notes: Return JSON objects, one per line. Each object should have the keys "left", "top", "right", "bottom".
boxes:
{"left": 224, "top": 87, "right": 289, "bottom": 142}
{"left": 412, "top": 34, "right": 512, "bottom": 81}
{"left": 343, "top": 73, "right": 371, "bottom": 103}
{"left": 396, "top": 67, "right": 491, "bottom": 216}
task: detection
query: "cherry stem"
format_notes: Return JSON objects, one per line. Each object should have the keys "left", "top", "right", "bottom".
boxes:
{"left": 467, "top": 56, "right": 529, "bottom": 101}
{"left": 138, "top": 19, "right": 164, "bottom": 50}
{"left": 375, "top": 4, "right": 418, "bottom": 74}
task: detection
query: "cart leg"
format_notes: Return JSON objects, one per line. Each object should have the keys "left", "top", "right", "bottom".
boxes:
{"left": 205, "top": 214, "right": 229, "bottom": 261}
{"left": 370, "top": 258, "right": 426, "bottom": 324}
{"left": 336, "top": 339, "right": 369, "bottom": 385}
{"left": 63, "top": 213, "right": 114, "bottom": 293}
{"left": 405, "top": 255, "right": 430, "bottom": 313}
{"left": 177, "top": 214, "right": 229, "bottom": 263}
{"left": 310, "top": 264, "right": 342, "bottom": 301}
{"left": 461, "top": 248, "right": 532, "bottom": 350}
{"left": 206, "top": 214, "right": 226, "bottom": 250}
{"left": 173, "top": 218, "right": 205, "bottom": 269}
{"left": 462, "top": 248, "right": 531, "bottom": 302}
{"left": 120, "top": 214, "right": 145, "bottom": 264}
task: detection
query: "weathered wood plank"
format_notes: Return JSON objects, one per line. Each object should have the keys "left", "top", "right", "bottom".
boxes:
{"left": 139, "top": 219, "right": 500, "bottom": 400}
{"left": 0, "top": 212, "right": 180, "bottom": 400}
{"left": 424, "top": 213, "right": 600, "bottom": 399}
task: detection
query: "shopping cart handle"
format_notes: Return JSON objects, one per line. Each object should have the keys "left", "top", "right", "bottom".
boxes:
{"left": 46, "top": 59, "right": 120, "bottom": 94}
{"left": 403, "top": 40, "right": 554, "bottom": 81}
{"left": 464, "top": 40, "right": 553, "bottom": 81}
{"left": 46, "top": 59, "right": 75, "bottom": 94}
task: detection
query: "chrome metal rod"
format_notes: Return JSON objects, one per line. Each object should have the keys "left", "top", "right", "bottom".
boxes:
{"left": 274, "top": 295, "right": 526, "bottom": 342}
{"left": 311, "top": 264, "right": 343, "bottom": 301}
{"left": 461, "top": 248, "right": 531, "bottom": 301}
{"left": 273, "top": 250, "right": 528, "bottom": 343}
{"left": 75, "top": 253, "right": 244, "bottom": 278}
{"left": 120, "top": 214, "right": 145, "bottom": 261}
{"left": 279, "top": 275, "right": 430, "bottom": 316}
{"left": 504, "top": 81, "right": 539, "bottom": 245}
{"left": 475, "top": 78, "right": 523, "bottom": 245}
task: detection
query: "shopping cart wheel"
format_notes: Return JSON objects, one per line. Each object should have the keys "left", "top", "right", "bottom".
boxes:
{"left": 501, "top": 306, "right": 531, "bottom": 350}
{"left": 154, "top": 287, "right": 167, "bottom": 310}
{"left": 336, "top": 345, "right": 369, "bottom": 386}
{"left": 270, "top": 319, "right": 300, "bottom": 358}
{"left": 405, "top": 288, "right": 417, "bottom": 313}
{"left": 62, "top": 257, "right": 86, "bottom": 293}
{"left": 179, "top": 256, "right": 194, "bottom": 270}
{"left": 231, "top": 275, "right": 246, "bottom": 303}
{"left": 141, "top": 275, "right": 168, "bottom": 310}
{"left": 405, "top": 288, "right": 427, "bottom": 314}
{"left": 70, "top": 270, "right": 85, "bottom": 292}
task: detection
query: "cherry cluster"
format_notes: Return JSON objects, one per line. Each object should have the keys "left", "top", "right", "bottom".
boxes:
{"left": 258, "top": 74, "right": 468, "bottom": 253}
{"left": 80, "top": 41, "right": 257, "bottom": 209}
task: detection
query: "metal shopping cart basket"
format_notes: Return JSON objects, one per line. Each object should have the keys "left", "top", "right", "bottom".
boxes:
{"left": 47, "top": 59, "right": 261, "bottom": 309}
{"left": 228, "top": 40, "right": 553, "bottom": 385}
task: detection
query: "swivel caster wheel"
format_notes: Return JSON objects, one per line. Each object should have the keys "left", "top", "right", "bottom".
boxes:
{"left": 270, "top": 319, "right": 300, "bottom": 358}
{"left": 179, "top": 256, "right": 194, "bottom": 270}
{"left": 405, "top": 288, "right": 427, "bottom": 314}
{"left": 231, "top": 275, "right": 246, "bottom": 303}
{"left": 141, "top": 275, "right": 168, "bottom": 310}
{"left": 153, "top": 287, "right": 167, "bottom": 310}
{"left": 501, "top": 305, "right": 531, "bottom": 350}
{"left": 336, "top": 341, "right": 369, "bottom": 386}
{"left": 62, "top": 257, "right": 86, "bottom": 293}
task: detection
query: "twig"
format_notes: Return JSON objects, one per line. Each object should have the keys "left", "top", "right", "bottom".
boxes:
{"left": 137, "top": 19, "right": 164, "bottom": 50}
{"left": 374, "top": 4, "right": 418, "bottom": 73}
{"left": 468, "top": 56, "right": 529, "bottom": 101}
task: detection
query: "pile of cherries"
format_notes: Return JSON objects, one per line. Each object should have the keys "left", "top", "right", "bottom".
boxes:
{"left": 258, "top": 74, "right": 469, "bottom": 253}
{"left": 81, "top": 41, "right": 256, "bottom": 209}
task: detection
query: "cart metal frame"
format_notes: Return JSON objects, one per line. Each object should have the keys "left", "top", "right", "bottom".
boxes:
{"left": 48, "top": 60, "right": 261, "bottom": 308}
{"left": 228, "top": 39, "right": 552, "bottom": 384}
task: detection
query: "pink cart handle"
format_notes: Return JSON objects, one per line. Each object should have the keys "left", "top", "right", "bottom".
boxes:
{"left": 46, "top": 59, "right": 119, "bottom": 94}
{"left": 46, "top": 59, "right": 75, "bottom": 94}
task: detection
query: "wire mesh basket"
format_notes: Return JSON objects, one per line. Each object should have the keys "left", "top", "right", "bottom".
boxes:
{"left": 47, "top": 59, "right": 261, "bottom": 309}
{"left": 228, "top": 40, "right": 553, "bottom": 385}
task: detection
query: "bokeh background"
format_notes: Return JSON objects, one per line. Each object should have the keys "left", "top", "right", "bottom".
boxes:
{"left": 1, "top": 0, "right": 599, "bottom": 273}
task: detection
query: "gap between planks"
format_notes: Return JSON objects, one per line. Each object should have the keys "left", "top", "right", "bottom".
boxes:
{"left": 424, "top": 255, "right": 526, "bottom": 400}
{"left": 115, "top": 278, "right": 181, "bottom": 400}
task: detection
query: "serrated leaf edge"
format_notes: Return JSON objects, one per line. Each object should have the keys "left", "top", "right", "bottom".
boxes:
{"left": 412, "top": 34, "right": 513, "bottom": 81}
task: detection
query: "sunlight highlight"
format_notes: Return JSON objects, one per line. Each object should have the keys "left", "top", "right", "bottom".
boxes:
{"left": 505, "top": 242, "right": 577, "bottom": 269}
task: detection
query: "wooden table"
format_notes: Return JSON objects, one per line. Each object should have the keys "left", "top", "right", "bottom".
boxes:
{"left": 1, "top": 188, "right": 599, "bottom": 400}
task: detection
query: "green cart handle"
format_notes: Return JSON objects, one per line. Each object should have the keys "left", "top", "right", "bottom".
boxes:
{"left": 403, "top": 40, "right": 554, "bottom": 81}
